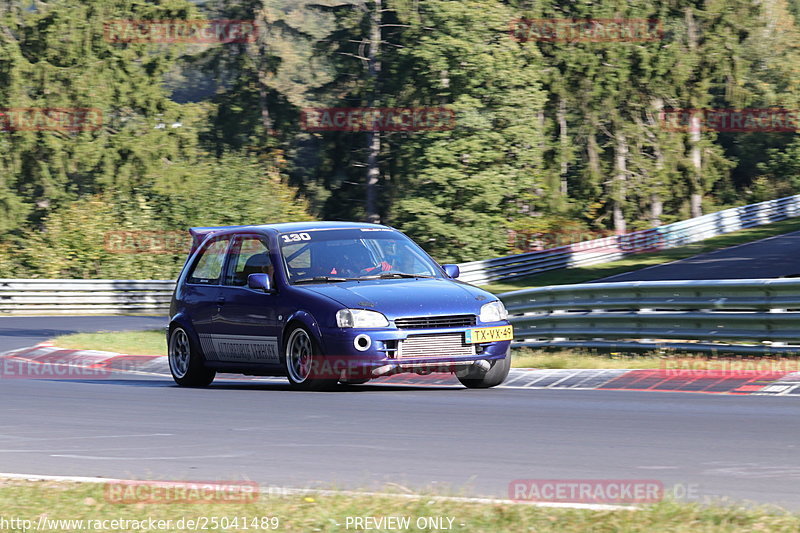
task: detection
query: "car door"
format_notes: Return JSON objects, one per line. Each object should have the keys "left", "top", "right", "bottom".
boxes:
{"left": 213, "top": 234, "right": 282, "bottom": 367}
{"left": 182, "top": 235, "right": 231, "bottom": 362}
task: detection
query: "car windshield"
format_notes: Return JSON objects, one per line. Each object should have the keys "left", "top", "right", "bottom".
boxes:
{"left": 279, "top": 228, "right": 443, "bottom": 283}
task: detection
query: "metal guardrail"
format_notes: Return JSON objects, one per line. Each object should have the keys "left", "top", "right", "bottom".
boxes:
{"left": 0, "top": 279, "right": 175, "bottom": 315}
{"left": 3, "top": 276, "right": 800, "bottom": 357}
{"left": 458, "top": 194, "right": 800, "bottom": 284}
{"left": 498, "top": 278, "right": 800, "bottom": 355}
{"left": 2, "top": 192, "right": 799, "bottom": 316}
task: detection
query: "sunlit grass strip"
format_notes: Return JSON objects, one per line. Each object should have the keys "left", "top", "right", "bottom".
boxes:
{"left": 511, "top": 349, "right": 671, "bottom": 369}
{"left": 49, "top": 331, "right": 800, "bottom": 371}
{"left": 51, "top": 329, "right": 166, "bottom": 356}
{"left": 483, "top": 216, "right": 800, "bottom": 293}
{"left": 0, "top": 479, "right": 798, "bottom": 532}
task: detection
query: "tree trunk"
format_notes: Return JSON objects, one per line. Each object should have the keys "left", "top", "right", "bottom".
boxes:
{"left": 258, "top": 84, "right": 273, "bottom": 137}
{"left": 689, "top": 112, "right": 703, "bottom": 218}
{"left": 651, "top": 98, "right": 665, "bottom": 226}
{"left": 588, "top": 130, "right": 601, "bottom": 182}
{"left": 612, "top": 132, "right": 628, "bottom": 234}
{"left": 650, "top": 193, "right": 663, "bottom": 227}
{"left": 364, "top": 0, "right": 382, "bottom": 223}
{"left": 685, "top": 8, "right": 703, "bottom": 218}
{"left": 558, "top": 96, "right": 568, "bottom": 197}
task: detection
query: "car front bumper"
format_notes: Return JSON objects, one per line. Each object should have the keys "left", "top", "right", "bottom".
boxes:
{"left": 315, "top": 324, "right": 512, "bottom": 378}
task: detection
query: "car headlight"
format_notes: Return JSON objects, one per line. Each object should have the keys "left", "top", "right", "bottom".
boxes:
{"left": 479, "top": 300, "right": 508, "bottom": 322}
{"left": 336, "top": 309, "right": 390, "bottom": 328}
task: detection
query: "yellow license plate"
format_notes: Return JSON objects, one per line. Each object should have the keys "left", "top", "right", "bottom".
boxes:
{"left": 464, "top": 325, "right": 514, "bottom": 344}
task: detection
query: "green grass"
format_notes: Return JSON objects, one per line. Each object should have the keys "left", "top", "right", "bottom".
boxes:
{"left": 51, "top": 331, "right": 794, "bottom": 371}
{"left": 47, "top": 330, "right": 679, "bottom": 368}
{"left": 511, "top": 348, "right": 670, "bottom": 369}
{"left": 1, "top": 479, "right": 799, "bottom": 532}
{"left": 482, "top": 216, "right": 800, "bottom": 293}
{"left": 51, "top": 329, "right": 166, "bottom": 356}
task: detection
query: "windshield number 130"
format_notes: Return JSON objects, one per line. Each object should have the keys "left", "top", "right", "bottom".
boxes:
{"left": 281, "top": 233, "right": 311, "bottom": 243}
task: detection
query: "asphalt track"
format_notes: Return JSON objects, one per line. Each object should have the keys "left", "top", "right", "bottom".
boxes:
{"left": 1, "top": 370, "right": 800, "bottom": 509}
{"left": 0, "top": 316, "right": 167, "bottom": 352}
{"left": 4, "top": 228, "right": 800, "bottom": 511}
{"left": 600, "top": 229, "right": 800, "bottom": 282}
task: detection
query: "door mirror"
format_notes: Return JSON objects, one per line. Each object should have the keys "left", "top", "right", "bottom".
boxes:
{"left": 442, "top": 264, "right": 460, "bottom": 279}
{"left": 247, "top": 273, "right": 272, "bottom": 292}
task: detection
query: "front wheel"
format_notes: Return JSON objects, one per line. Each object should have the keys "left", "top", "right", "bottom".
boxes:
{"left": 457, "top": 355, "right": 511, "bottom": 389}
{"left": 168, "top": 327, "right": 216, "bottom": 387}
{"left": 283, "top": 326, "right": 337, "bottom": 390}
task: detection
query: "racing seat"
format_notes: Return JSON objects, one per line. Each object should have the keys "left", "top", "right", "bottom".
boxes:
{"left": 237, "top": 252, "right": 272, "bottom": 286}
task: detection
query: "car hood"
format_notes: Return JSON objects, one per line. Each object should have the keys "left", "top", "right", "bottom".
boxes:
{"left": 298, "top": 278, "right": 492, "bottom": 319}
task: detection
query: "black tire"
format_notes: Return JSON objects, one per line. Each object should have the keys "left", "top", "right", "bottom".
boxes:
{"left": 457, "top": 355, "right": 511, "bottom": 389}
{"left": 283, "top": 325, "right": 337, "bottom": 390}
{"left": 168, "top": 327, "right": 216, "bottom": 387}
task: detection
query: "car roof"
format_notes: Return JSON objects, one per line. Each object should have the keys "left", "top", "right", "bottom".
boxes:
{"left": 258, "top": 221, "right": 393, "bottom": 233}
{"left": 189, "top": 221, "right": 395, "bottom": 245}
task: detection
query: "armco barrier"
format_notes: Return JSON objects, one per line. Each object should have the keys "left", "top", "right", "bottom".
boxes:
{"left": 0, "top": 279, "right": 175, "bottom": 315}
{"left": 2, "top": 192, "right": 799, "bottom": 314}
{"left": 4, "top": 276, "right": 800, "bottom": 357}
{"left": 458, "top": 194, "right": 800, "bottom": 285}
{"left": 498, "top": 278, "right": 800, "bottom": 355}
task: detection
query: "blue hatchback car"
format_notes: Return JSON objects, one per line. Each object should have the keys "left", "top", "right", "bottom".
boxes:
{"left": 168, "top": 222, "right": 512, "bottom": 390}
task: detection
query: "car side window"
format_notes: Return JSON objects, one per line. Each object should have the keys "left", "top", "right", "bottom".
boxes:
{"left": 187, "top": 238, "right": 229, "bottom": 285}
{"left": 225, "top": 236, "right": 272, "bottom": 287}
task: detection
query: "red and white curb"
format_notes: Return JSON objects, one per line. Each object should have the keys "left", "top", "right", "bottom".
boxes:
{"left": 2, "top": 344, "right": 800, "bottom": 395}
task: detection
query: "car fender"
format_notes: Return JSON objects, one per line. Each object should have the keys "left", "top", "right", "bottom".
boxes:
{"left": 167, "top": 312, "right": 205, "bottom": 354}
{"left": 282, "top": 310, "right": 323, "bottom": 345}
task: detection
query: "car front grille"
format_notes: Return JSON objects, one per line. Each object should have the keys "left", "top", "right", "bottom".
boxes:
{"left": 394, "top": 314, "right": 476, "bottom": 329}
{"left": 398, "top": 333, "right": 476, "bottom": 359}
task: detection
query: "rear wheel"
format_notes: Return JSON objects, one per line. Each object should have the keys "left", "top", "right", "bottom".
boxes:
{"left": 457, "top": 355, "right": 510, "bottom": 389}
{"left": 283, "top": 326, "right": 337, "bottom": 390}
{"left": 168, "top": 327, "right": 216, "bottom": 387}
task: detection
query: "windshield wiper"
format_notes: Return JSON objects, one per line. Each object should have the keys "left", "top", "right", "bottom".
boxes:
{"left": 362, "top": 273, "right": 436, "bottom": 279}
{"left": 293, "top": 276, "right": 351, "bottom": 284}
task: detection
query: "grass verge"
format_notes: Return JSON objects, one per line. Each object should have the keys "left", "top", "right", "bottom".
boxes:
{"left": 510, "top": 349, "right": 670, "bottom": 369}
{"left": 51, "top": 329, "right": 166, "bottom": 356}
{"left": 482, "top": 216, "right": 800, "bottom": 293}
{"left": 49, "top": 331, "right": 794, "bottom": 371}
{"left": 1, "top": 480, "right": 798, "bottom": 532}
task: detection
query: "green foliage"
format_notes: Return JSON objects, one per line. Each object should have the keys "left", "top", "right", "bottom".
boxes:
{"left": 0, "top": 1, "right": 314, "bottom": 278}
{"left": 2, "top": 0, "right": 800, "bottom": 275}
{"left": 4, "top": 151, "right": 312, "bottom": 279}
{"left": 388, "top": 0, "right": 547, "bottom": 262}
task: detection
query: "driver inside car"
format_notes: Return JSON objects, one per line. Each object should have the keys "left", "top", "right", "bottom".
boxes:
{"left": 327, "top": 243, "right": 391, "bottom": 276}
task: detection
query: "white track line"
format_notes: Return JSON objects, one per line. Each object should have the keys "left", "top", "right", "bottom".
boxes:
{"left": 0, "top": 472, "right": 634, "bottom": 511}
